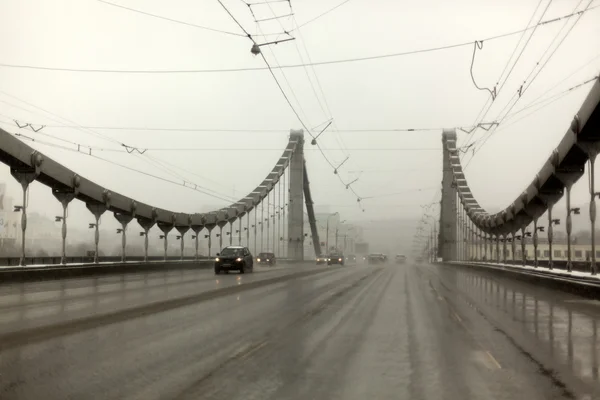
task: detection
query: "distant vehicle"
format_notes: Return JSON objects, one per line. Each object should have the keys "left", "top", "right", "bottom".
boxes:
{"left": 328, "top": 253, "right": 345, "bottom": 266}
{"left": 256, "top": 252, "right": 276, "bottom": 266}
{"left": 346, "top": 254, "right": 357, "bottom": 264}
{"left": 395, "top": 254, "right": 407, "bottom": 264}
{"left": 415, "top": 257, "right": 424, "bottom": 264}
{"left": 382, "top": 254, "right": 389, "bottom": 262}
{"left": 367, "top": 253, "right": 386, "bottom": 265}
{"left": 215, "top": 246, "right": 254, "bottom": 274}
{"left": 316, "top": 254, "right": 328, "bottom": 265}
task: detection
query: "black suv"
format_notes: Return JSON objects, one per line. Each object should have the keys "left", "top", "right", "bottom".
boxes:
{"left": 257, "top": 252, "right": 276, "bottom": 266}
{"left": 327, "top": 253, "right": 345, "bottom": 266}
{"left": 215, "top": 246, "right": 254, "bottom": 274}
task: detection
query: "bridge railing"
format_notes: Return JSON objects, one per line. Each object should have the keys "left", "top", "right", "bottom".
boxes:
{"left": 0, "top": 128, "right": 311, "bottom": 266}
{"left": 438, "top": 76, "right": 600, "bottom": 276}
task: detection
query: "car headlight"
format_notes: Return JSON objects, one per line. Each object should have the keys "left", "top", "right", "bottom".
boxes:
{"left": 215, "top": 257, "right": 220, "bottom": 262}
{"left": 328, "top": 258, "right": 331, "bottom": 261}
{"left": 339, "top": 258, "right": 342, "bottom": 262}
{"left": 257, "top": 258, "right": 261, "bottom": 262}
{"left": 236, "top": 257, "right": 242, "bottom": 262}
{"left": 266, "top": 259, "right": 270, "bottom": 261}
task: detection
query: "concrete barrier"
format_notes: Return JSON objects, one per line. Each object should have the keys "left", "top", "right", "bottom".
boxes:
{"left": 0, "top": 258, "right": 306, "bottom": 283}
{"left": 444, "top": 262, "right": 600, "bottom": 299}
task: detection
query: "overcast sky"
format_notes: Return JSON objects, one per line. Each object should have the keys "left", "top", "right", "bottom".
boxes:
{"left": 1, "top": 0, "right": 599, "bottom": 231}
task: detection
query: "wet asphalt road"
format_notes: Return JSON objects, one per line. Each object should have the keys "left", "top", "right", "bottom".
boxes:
{"left": 0, "top": 262, "right": 599, "bottom": 400}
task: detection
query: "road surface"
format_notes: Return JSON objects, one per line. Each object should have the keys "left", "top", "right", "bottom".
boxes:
{"left": 0, "top": 262, "right": 598, "bottom": 399}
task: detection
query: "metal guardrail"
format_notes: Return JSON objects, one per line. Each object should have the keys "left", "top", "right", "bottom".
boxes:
{"left": 447, "top": 261, "right": 600, "bottom": 299}
{"left": 463, "top": 259, "right": 593, "bottom": 273}
{"left": 0, "top": 255, "right": 207, "bottom": 267}
{"left": 0, "top": 257, "right": 305, "bottom": 282}
{"left": 0, "top": 256, "right": 302, "bottom": 267}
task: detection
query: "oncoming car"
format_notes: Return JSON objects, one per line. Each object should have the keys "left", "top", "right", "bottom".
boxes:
{"left": 327, "top": 253, "right": 345, "bottom": 266}
{"left": 395, "top": 254, "right": 407, "bottom": 264}
{"left": 316, "top": 254, "right": 328, "bottom": 265}
{"left": 256, "top": 252, "right": 276, "bottom": 266}
{"left": 215, "top": 246, "right": 254, "bottom": 274}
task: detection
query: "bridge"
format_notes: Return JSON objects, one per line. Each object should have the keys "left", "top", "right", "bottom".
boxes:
{"left": 1, "top": 4, "right": 600, "bottom": 399}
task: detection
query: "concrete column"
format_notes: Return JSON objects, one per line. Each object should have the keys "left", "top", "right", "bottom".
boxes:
{"left": 503, "top": 234, "right": 507, "bottom": 264}
{"left": 176, "top": 226, "right": 190, "bottom": 261}
{"left": 282, "top": 168, "right": 286, "bottom": 258}
{"left": 548, "top": 204, "right": 554, "bottom": 270}
{"left": 52, "top": 189, "right": 76, "bottom": 265}
{"left": 287, "top": 129, "right": 305, "bottom": 261}
{"left": 206, "top": 225, "right": 215, "bottom": 257}
{"left": 533, "top": 218, "right": 539, "bottom": 268}
{"left": 86, "top": 202, "right": 108, "bottom": 264}
{"left": 191, "top": 225, "right": 204, "bottom": 260}
{"left": 590, "top": 154, "right": 598, "bottom": 275}
{"left": 521, "top": 226, "right": 527, "bottom": 266}
{"left": 10, "top": 170, "right": 37, "bottom": 266}
{"left": 137, "top": 217, "right": 156, "bottom": 262}
{"left": 496, "top": 235, "right": 500, "bottom": 263}
{"left": 114, "top": 213, "right": 134, "bottom": 263}
{"left": 157, "top": 221, "right": 174, "bottom": 261}
{"left": 566, "top": 184, "right": 573, "bottom": 272}
{"left": 511, "top": 232, "right": 517, "bottom": 264}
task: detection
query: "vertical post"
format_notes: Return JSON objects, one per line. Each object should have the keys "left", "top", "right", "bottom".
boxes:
{"left": 114, "top": 213, "right": 133, "bottom": 263}
{"left": 229, "top": 221, "right": 233, "bottom": 246}
{"left": 496, "top": 235, "right": 500, "bottom": 263}
{"left": 267, "top": 190, "right": 271, "bottom": 252}
{"left": 195, "top": 231, "right": 199, "bottom": 260}
{"left": 566, "top": 184, "right": 573, "bottom": 272}
{"left": 464, "top": 208, "right": 468, "bottom": 261}
{"left": 219, "top": 225, "right": 223, "bottom": 250}
{"left": 246, "top": 213, "right": 250, "bottom": 249}
{"left": 278, "top": 178, "right": 281, "bottom": 257}
{"left": 180, "top": 231, "right": 185, "bottom": 260}
{"left": 52, "top": 190, "right": 76, "bottom": 265}
{"left": 440, "top": 130, "right": 457, "bottom": 261}
{"left": 137, "top": 217, "right": 155, "bottom": 263}
{"left": 548, "top": 204, "right": 554, "bottom": 270}
{"left": 254, "top": 207, "right": 258, "bottom": 255}
{"left": 590, "top": 155, "right": 598, "bottom": 275}
{"left": 288, "top": 130, "right": 305, "bottom": 260}
{"left": 261, "top": 199, "right": 264, "bottom": 252}
{"left": 19, "top": 183, "right": 28, "bottom": 265}
{"left": 511, "top": 232, "right": 516, "bottom": 264}
{"left": 144, "top": 228, "right": 150, "bottom": 261}
{"left": 86, "top": 202, "right": 107, "bottom": 264}
{"left": 208, "top": 227, "right": 213, "bottom": 257}
{"left": 163, "top": 233, "right": 168, "bottom": 260}
{"left": 503, "top": 234, "right": 507, "bottom": 264}
{"left": 239, "top": 218, "right": 242, "bottom": 246}
{"left": 61, "top": 203, "right": 68, "bottom": 263}
{"left": 282, "top": 166, "right": 286, "bottom": 258}
{"left": 175, "top": 226, "right": 189, "bottom": 261}
{"left": 521, "top": 226, "right": 526, "bottom": 266}
{"left": 483, "top": 233, "right": 488, "bottom": 261}
{"left": 533, "top": 218, "right": 539, "bottom": 268}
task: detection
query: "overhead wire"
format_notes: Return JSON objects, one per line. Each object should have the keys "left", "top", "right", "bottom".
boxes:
{"left": 464, "top": 0, "right": 594, "bottom": 167}
{"left": 7, "top": 132, "right": 238, "bottom": 203}
{"left": 459, "top": 0, "right": 552, "bottom": 154}
{"left": 2, "top": 5, "right": 598, "bottom": 74}
{"left": 95, "top": 0, "right": 247, "bottom": 37}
